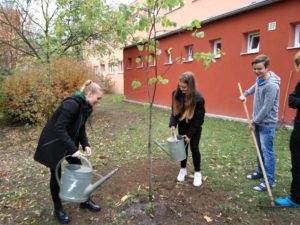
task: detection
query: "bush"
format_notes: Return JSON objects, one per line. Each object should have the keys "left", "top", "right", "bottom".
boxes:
{"left": 100, "top": 76, "right": 115, "bottom": 94}
{"left": 0, "top": 57, "right": 99, "bottom": 125}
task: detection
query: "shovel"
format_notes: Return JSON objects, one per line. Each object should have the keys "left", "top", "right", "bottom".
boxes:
{"left": 238, "top": 83, "right": 275, "bottom": 207}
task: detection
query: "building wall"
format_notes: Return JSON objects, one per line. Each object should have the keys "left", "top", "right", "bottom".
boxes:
{"left": 86, "top": 48, "right": 124, "bottom": 94}
{"left": 85, "top": 0, "right": 254, "bottom": 95}
{"left": 124, "top": 0, "right": 300, "bottom": 125}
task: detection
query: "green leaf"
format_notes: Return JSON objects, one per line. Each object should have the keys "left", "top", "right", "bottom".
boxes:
{"left": 131, "top": 81, "right": 142, "bottom": 89}
{"left": 137, "top": 45, "right": 144, "bottom": 52}
{"left": 192, "top": 20, "right": 201, "bottom": 29}
{"left": 161, "top": 79, "right": 169, "bottom": 84}
{"left": 136, "top": 57, "right": 141, "bottom": 63}
{"left": 148, "top": 77, "right": 157, "bottom": 85}
{"left": 195, "top": 31, "right": 205, "bottom": 38}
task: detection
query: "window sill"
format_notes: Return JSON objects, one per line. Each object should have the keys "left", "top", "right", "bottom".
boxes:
{"left": 149, "top": 65, "right": 156, "bottom": 67}
{"left": 164, "top": 62, "right": 173, "bottom": 65}
{"left": 182, "top": 59, "right": 194, "bottom": 63}
{"left": 240, "top": 51, "right": 259, "bottom": 56}
{"left": 127, "top": 68, "right": 132, "bottom": 70}
{"left": 287, "top": 46, "right": 300, "bottom": 50}
{"left": 136, "top": 66, "right": 143, "bottom": 69}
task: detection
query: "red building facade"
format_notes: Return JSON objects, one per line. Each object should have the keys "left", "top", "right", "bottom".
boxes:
{"left": 124, "top": 0, "right": 300, "bottom": 125}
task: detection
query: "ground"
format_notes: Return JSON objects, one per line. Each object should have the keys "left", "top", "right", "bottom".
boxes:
{"left": 1, "top": 97, "right": 300, "bottom": 225}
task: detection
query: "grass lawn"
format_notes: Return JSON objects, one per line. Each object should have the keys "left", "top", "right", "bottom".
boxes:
{"left": 96, "top": 94, "right": 297, "bottom": 217}
{"left": 0, "top": 93, "right": 298, "bottom": 224}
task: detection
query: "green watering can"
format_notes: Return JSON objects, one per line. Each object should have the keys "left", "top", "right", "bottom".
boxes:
{"left": 55, "top": 155, "right": 118, "bottom": 203}
{"left": 154, "top": 133, "right": 187, "bottom": 161}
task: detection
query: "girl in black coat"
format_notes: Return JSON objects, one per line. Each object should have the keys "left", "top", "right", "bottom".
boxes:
{"left": 34, "top": 80, "right": 103, "bottom": 224}
{"left": 169, "top": 72, "right": 205, "bottom": 187}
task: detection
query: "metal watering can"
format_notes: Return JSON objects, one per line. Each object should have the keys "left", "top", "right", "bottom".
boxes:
{"left": 154, "top": 133, "right": 187, "bottom": 161}
{"left": 55, "top": 155, "right": 118, "bottom": 203}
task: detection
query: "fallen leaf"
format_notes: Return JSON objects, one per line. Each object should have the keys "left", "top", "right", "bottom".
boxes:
{"left": 204, "top": 215, "right": 213, "bottom": 222}
{"left": 121, "top": 195, "right": 129, "bottom": 202}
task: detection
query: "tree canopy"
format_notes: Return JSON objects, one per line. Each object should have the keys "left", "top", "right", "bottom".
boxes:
{"left": 0, "top": 0, "right": 133, "bottom": 63}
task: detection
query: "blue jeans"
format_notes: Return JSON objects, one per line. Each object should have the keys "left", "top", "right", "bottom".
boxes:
{"left": 254, "top": 125, "right": 276, "bottom": 185}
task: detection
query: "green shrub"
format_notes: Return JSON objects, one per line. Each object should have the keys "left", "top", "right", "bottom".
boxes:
{"left": 0, "top": 57, "right": 99, "bottom": 125}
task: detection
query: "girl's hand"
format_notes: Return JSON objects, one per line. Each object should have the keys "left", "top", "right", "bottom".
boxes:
{"left": 170, "top": 126, "right": 176, "bottom": 133}
{"left": 72, "top": 150, "right": 81, "bottom": 158}
{"left": 182, "top": 135, "right": 190, "bottom": 144}
{"left": 85, "top": 146, "right": 92, "bottom": 156}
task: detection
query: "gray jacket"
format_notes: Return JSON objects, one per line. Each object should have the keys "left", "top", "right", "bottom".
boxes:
{"left": 243, "top": 71, "right": 280, "bottom": 127}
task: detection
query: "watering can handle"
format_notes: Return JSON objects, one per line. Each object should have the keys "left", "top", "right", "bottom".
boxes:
{"left": 172, "top": 132, "right": 178, "bottom": 142}
{"left": 55, "top": 154, "right": 92, "bottom": 188}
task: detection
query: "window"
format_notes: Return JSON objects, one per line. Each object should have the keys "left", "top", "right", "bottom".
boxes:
{"left": 184, "top": 45, "right": 193, "bottom": 61}
{"left": 213, "top": 40, "right": 221, "bottom": 58}
{"left": 127, "top": 58, "right": 132, "bottom": 69}
{"left": 247, "top": 32, "right": 260, "bottom": 53}
{"left": 94, "top": 66, "right": 99, "bottom": 76}
{"left": 109, "top": 63, "right": 116, "bottom": 73}
{"left": 165, "top": 48, "right": 172, "bottom": 64}
{"left": 148, "top": 54, "right": 156, "bottom": 66}
{"left": 119, "top": 61, "right": 124, "bottom": 73}
{"left": 100, "top": 64, "right": 106, "bottom": 78}
{"left": 295, "top": 24, "right": 300, "bottom": 47}
{"left": 136, "top": 56, "right": 143, "bottom": 68}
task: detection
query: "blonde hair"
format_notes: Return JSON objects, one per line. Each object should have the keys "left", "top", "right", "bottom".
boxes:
{"left": 80, "top": 80, "right": 102, "bottom": 95}
{"left": 294, "top": 51, "right": 300, "bottom": 68}
{"left": 173, "top": 72, "right": 197, "bottom": 122}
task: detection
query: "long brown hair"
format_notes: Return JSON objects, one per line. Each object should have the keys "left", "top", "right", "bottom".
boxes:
{"left": 172, "top": 72, "right": 197, "bottom": 122}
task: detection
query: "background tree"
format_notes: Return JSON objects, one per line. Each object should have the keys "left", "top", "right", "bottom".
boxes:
{"left": 0, "top": 0, "right": 132, "bottom": 64}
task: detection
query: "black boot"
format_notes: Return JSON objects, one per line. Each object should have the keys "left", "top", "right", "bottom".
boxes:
{"left": 80, "top": 198, "right": 101, "bottom": 212}
{"left": 54, "top": 209, "right": 70, "bottom": 224}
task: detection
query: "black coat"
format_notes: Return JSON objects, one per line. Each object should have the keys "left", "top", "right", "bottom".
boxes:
{"left": 34, "top": 96, "right": 91, "bottom": 169}
{"left": 289, "top": 80, "right": 300, "bottom": 127}
{"left": 169, "top": 91, "right": 205, "bottom": 139}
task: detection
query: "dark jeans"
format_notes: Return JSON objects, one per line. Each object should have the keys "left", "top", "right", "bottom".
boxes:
{"left": 290, "top": 126, "right": 300, "bottom": 203}
{"left": 179, "top": 128, "right": 202, "bottom": 172}
{"left": 50, "top": 156, "right": 81, "bottom": 210}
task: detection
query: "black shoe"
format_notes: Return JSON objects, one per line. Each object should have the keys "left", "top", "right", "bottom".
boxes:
{"left": 80, "top": 199, "right": 101, "bottom": 212}
{"left": 54, "top": 210, "right": 70, "bottom": 224}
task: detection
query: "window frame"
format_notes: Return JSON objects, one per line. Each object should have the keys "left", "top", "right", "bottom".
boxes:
{"left": 136, "top": 56, "right": 143, "bottom": 68}
{"left": 213, "top": 40, "right": 221, "bottom": 58}
{"left": 94, "top": 65, "right": 99, "bottom": 76}
{"left": 109, "top": 63, "right": 116, "bottom": 74}
{"left": 127, "top": 58, "right": 132, "bottom": 69}
{"left": 247, "top": 32, "right": 260, "bottom": 53}
{"left": 119, "top": 61, "right": 124, "bottom": 73}
{"left": 148, "top": 54, "right": 156, "bottom": 67}
{"left": 295, "top": 24, "right": 300, "bottom": 47}
{"left": 184, "top": 45, "right": 193, "bottom": 62}
{"left": 165, "top": 48, "right": 172, "bottom": 64}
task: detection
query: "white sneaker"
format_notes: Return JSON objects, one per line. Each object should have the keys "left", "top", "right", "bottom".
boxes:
{"left": 193, "top": 172, "right": 202, "bottom": 187}
{"left": 177, "top": 168, "right": 187, "bottom": 182}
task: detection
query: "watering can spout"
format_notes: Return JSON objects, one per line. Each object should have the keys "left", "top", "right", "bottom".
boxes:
{"left": 154, "top": 140, "right": 169, "bottom": 155}
{"left": 84, "top": 168, "right": 119, "bottom": 196}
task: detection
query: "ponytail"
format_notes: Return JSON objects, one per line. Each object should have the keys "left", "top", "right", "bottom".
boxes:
{"left": 80, "top": 80, "right": 102, "bottom": 95}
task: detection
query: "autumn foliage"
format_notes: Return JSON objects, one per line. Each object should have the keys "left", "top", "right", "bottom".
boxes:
{"left": 0, "top": 58, "right": 99, "bottom": 124}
